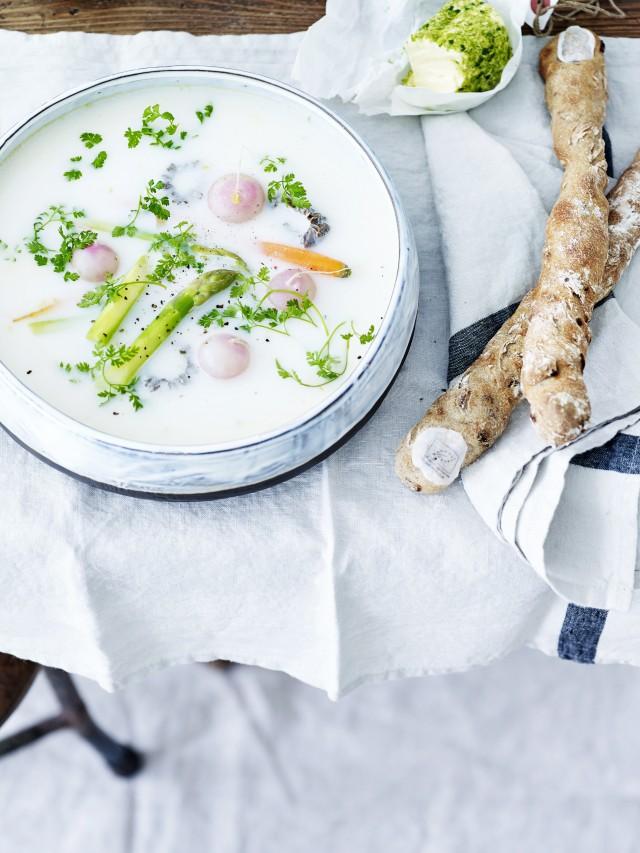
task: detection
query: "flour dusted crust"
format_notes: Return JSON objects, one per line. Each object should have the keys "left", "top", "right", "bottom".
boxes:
{"left": 602, "top": 151, "right": 640, "bottom": 294}
{"left": 520, "top": 29, "right": 608, "bottom": 446}
{"left": 395, "top": 151, "right": 640, "bottom": 494}
{"left": 395, "top": 298, "right": 530, "bottom": 493}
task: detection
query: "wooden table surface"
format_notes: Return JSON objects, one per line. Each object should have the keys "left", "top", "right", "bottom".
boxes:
{"left": 0, "top": 0, "right": 639, "bottom": 36}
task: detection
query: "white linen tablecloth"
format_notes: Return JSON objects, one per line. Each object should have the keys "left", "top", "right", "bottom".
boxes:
{"left": 2, "top": 29, "right": 640, "bottom": 696}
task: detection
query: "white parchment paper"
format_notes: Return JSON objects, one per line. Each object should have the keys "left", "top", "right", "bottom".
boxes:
{"left": 293, "top": 0, "right": 530, "bottom": 115}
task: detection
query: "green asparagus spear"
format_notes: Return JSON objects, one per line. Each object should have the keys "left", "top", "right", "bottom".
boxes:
{"left": 105, "top": 268, "right": 239, "bottom": 387}
{"left": 29, "top": 317, "right": 84, "bottom": 334}
{"left": 192, "top": 244, "right": 249, "bottom": 272}
{"left": 83, "top": 220, "right": 249, "bottom": 271}
{"left": 87, "top": 255, "right": 150, "bottom": 345}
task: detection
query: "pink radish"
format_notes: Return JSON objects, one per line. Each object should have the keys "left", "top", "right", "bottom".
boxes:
{"left": 207, "top": 174, "right": 265, "bottom": 223}
{"left": 268, "top": 269, "right": 316, "bottom": 310}
{"left": 198, "top": 334, "right": 250, "bottom": 379}
{"left": 72, "top": 243, "right": 119, "bottom": 282}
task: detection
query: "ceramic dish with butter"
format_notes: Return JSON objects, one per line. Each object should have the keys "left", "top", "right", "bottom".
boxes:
{"left": 0, "top": 68, "right": 418, "bottom": 497}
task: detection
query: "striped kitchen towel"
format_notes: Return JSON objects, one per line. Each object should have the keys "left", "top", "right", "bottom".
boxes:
{"left": 421, "top": 51, "right": 640, "bottom": 614}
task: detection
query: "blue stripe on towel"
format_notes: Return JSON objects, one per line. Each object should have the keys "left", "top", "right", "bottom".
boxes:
{"left": 557, "top": 604, "right": 608, "bottom": 663}
{"left": 572, "top": 433, "right": 640, "bottom": 474}
{"left": 447, "top": 302, "right": 519, "bottom": 383}
{"left": 603, "top": 125, "right": 614, "bottom": 178}
{"left": 448, "top": 295, "right": 637, "bottom": 476}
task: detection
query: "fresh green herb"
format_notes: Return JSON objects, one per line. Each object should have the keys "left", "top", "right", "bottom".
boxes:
{"left": 26, "top": 206, "right": 96, "bottom": 281}
{"left": 260, "top": 155, "right": 311, "bottom": 209}
{"left": 274, "top": 320, "right": 375, "bottom": 387}
{"left": 195, "top": 103, "right": 214, "bottom": 124}
{"left": 276, "top": 322, "right": 351, "bottom": 387}
{"left": 141, "top": 179, "right": 171, "bottom": 220}
{"left": 0, "top": 239, "right": 8, "bottom": 251}
{"left": 351, "top": 323, "right": 376, "bottom": 345}
{"left": 198, "top": 304, "right": 239, "bottom": 329}
{"left": 256, "top": 264, "right": 271, "bottom": 283}
{"left": 76, "top": 274, "right": 125, "bottom": 309}
{"left": 199, "top": 264, "right": 274, "bottom": 331}
{"left": 198, "top": 265, "right": 321, "bottom": 339}
{"left": 275, "top": 360, "right": 293, "bottom": 380}
{"left": 64, "top": 152, "right": 85, "bottom": 180}
{"left": 62, "top": 344, "right": 143, "bottom": 411}
{"left": 125, "top": 104, "right": 186, "bottom": 150}
{"left": 261, "top": 156, "right": 328, "bottom": 247}
{"left": 91, "top": 151, "right": 108, "bottom": 169}
{"left": 261, "top": 156, "right": 286, "bottom": 173}
{"left": 112, "top": 179, "right": 170, "bottom": 237}
{"left": 80, "top": 132, "right": 103, "bottom": 149}
{"left": 79, "top": 222, "right": 205, "bottom": 312}
{"left": 148, "top": 221, "right": 204, "bottom": 283}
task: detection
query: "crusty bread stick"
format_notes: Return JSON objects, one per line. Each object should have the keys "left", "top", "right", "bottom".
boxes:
{"left": 521, "top": 27, "right": 608, "bottom": 445}
{"left": 395, "top": 150, "right": 640, "bottom": 494}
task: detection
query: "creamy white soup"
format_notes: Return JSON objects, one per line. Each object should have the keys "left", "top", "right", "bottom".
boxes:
{"left": 0, "top": 81, "right": 399, "bottom": 446}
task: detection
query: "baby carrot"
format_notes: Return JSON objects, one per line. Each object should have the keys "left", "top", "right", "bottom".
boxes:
{"left": 258, "top": 241, "right": 351, "bottom": 278}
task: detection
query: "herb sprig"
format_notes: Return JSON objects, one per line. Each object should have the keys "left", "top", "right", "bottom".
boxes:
{"left": 80, "top": 132, "right": 103, "bottom": 149}
{"left": 78, "top": 221, "right": 205, "bottom": 310}
{"left": 64, "top": 133, "right": 108, "bottom": 180}
{"left": 260, "top": 156, "right": 311, "bottom": 209}
{"left": 26, "top": 206, "right": 96, "bottom": 281}
{"left": 197, "top": 260, "right": 375, "bottom": 387}
{"left": 351, "top": 323, "right": 376, "bottom": 345}
{"left": 112, "top": 179, "right": 170, "bottom": 238}
{"left": 77, "top": 275, "right": 125, "bottom": 309}
{"left": 195, "top": 103, "right": 214, "bottom": 124}
{"left": 125, "top": 104, "right": 187, "bottom": 150}
{"left": 91, "top": 151, "right": 108, "bottom": 169}
{"left": 148, "top": 221, "right": 204, "bottom": 283}
{"left": 61, "top": 344, "right": 143, "bottom": 411}
{"left": 260, "top": 155, "right": 329, "bottom": 246}
{"left": 276, "top": 322, "right": 351, "bottom": 387}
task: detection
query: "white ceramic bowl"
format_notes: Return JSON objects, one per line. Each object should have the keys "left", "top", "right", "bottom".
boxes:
{"left": 0, "top": 68, "right": 419, "bottom": 498}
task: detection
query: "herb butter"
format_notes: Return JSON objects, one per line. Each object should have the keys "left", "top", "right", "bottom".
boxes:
{"left": 404, "top": 0, "right": 512, "bottom": 94}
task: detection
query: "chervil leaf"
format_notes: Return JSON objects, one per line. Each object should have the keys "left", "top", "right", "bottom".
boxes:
{"left": 261, "top": 154, "right": 311, "bottom": 210}
{"left": 80, "top": 132, "right": 103, "bottom": 149}
{"left": 25, "top": 205, "right": 95, "bottom": 279}
{"left": 126, "top": 104, "right": 190, "bottom": 150}
{"left": 125, "top": 128, "right": 143, "bottom": 148}
{"left": 91, "top": 150, "right": 107, "bottom": 169}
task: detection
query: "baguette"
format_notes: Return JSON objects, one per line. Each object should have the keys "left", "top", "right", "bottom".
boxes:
{"left": 395, "top": 150, "right": 640, "bottom": 494}
{"left": 521, "top": 27, "right": 608, "bottom": 445}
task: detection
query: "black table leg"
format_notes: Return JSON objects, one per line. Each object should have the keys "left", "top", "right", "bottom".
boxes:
{"left": 0, "top": 668, "right": 143, "bottom": 778}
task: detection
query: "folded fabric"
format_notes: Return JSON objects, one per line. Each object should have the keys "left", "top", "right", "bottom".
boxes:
{"left": 463, "top": 302, "right": 640, "bottom": 611}
{"left": 421, "top": 65, "right": 640, "bottom": 611}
